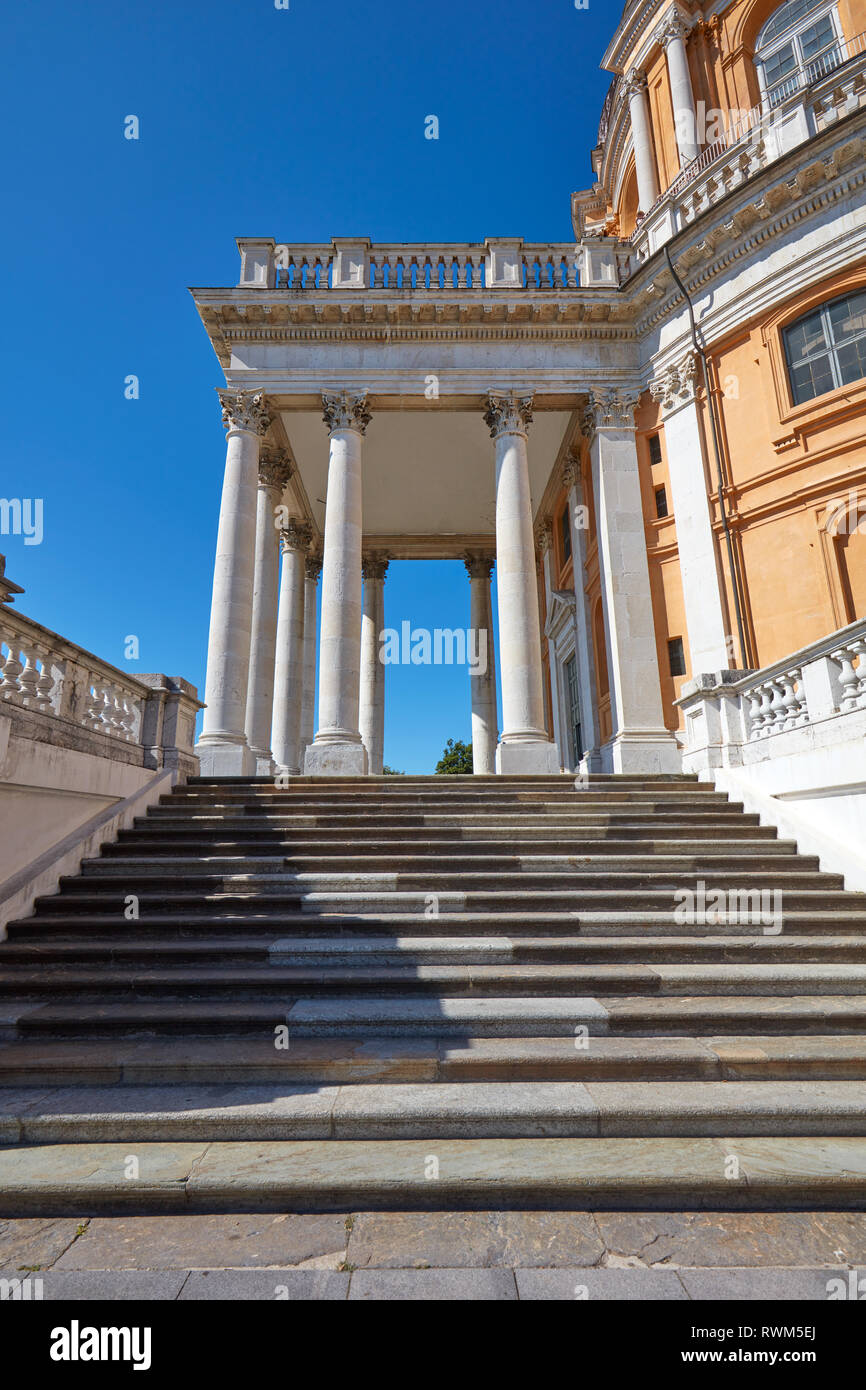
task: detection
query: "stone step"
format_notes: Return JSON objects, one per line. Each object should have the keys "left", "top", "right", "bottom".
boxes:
{"left": 139, "top": 809, "right": 763, "bottom": 828}
{"left": 3, "top": 1034, "right": 866, "bottom": 1086}
{"left": 15, "top": 910, "right": 866, "bottom": 936}
{"left": 0, "top": 1080, "right": 865, "bottom": 1143}
{"left": 76, "top": 852, "right": 814, "bottom": 878}
{"left": 8, "top": 934, "right": 866, "bottom": 966}
{"left": 107, "top": 834, "right": 793, "bottom": 856}
{"left": 2, "top": 1136, "right": 865, "bottom": 1213}
{"left": 15, "top": 993, "right": 866, "bottom": 1039}
{"left": 158, "top": 794, "right": 739, "bottom": 813}
{"left": 188, "top": 774, "right": 700, "bottom": 786}
{"left": 7, "top": 962, "right": 866, "bottom": 999}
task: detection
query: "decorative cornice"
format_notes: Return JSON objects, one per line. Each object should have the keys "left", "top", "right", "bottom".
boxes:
{"left": 581, "top": 388, "right": 641, "bottom": 439}
{"left": 322, "top": 390, "right": 372, "bottom": 435}
{"left": 218, "top": 388, "right": 272, "bottom": 436}
{"left": 464, "top": 554, "right": 495, "bottom": 581}
{"left": 362, "top": 554, "right": 390, "bottom": 581}
{"left": 258, "top": 447, "right": 292, "bottom": 492}
{"left": 305, "top": 554, "right": 323, "bottom": 581}
{"left": 649, "top": 350, "right": 698, "bottom": 412}
{"left": 280, "top": 519, "right": 312, "bottom": 554}
{"left": 484, "top": 390, "right": 534, "bottom": 440}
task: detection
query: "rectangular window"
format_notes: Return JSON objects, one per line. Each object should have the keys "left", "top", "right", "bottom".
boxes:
{"left": 655, "top": 486, "right": 669, "bottom": 519}
{"left": 565, "top": 654, "right": 583, "bottom": 766}
{"left": 668, "top": 637, "right": 687, "bottom": 677}
{"left": 648, "top": 433, "right": 663, "bottom": 467}
{"left": 559, "top": 506, "right": 572, "bottom": 564}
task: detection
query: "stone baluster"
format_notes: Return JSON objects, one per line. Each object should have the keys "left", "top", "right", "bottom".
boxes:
{"left": 0, "top": 632, "right": 23, "bottom": 703}
{"left": 35, "top": 647, "right": 56, "bottom": 713}
{"left": 833, "top": 644, "right": 862, "bottom": 712}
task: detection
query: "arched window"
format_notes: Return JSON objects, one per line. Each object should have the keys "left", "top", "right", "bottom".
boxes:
{"left": 783, "top": 289, "right": 866, "bottom": 404}
{"left": 756, "top": 0, "right": 842, "bottom": 107}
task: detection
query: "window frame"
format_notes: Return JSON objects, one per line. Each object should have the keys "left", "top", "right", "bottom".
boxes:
{"left": 755, "top": 1, "right": 843, "bottom": 107}
{"left": 783, "top": 290, "right": 866, "bottom": 406}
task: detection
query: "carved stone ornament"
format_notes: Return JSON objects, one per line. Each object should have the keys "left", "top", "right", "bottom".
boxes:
{"left": 581, "top": 389, "right": 641, "bottom": 439}
{"left": 280, "top": 519, "right": 312, "bottom": 554}
{"left": 258, "top": 447, "right": 293, "bottom": 492}
{"left": 322, "top": 391, "right": 372, "bottom": 436}
{"left": 483, "top": 390, "right": 534, "bottom": 440}
{"left": 362, "top": 554, "right": 390, "bottom": 582}
{"left": 305, "top": 554, "right": 323, "bottom": 581}
{"left": 464, "top": 554, "right": 495, "bottom": 582}
{"left": 649, "top": 351, "right": 699, "bottom": 412}
{"left": 218, "top": 389, "right": 272, "bottom": 437}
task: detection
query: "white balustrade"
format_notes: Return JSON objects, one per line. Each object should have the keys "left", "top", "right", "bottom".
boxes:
{"left": 271, "top": 242, "right": 580, "bottom": 292}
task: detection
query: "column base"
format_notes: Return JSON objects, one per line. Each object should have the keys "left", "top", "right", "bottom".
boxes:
{"left": 601, "top": 729, "right": 684, "bottom": 775}
{"left": 194, "top": 739, "right": 256, "bottom": 777}
{"left": 304, "top": 740, "right": 369, "bottom": 776}
{"left": 496, "top": 739, "right": 562, "bottom": 775}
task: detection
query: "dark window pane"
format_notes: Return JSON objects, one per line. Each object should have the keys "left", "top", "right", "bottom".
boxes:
{"left": 655, "top": 486, "right": 669, "bottom": 519}
{"left": 765, "top": 42, "right": 798, "bottom": 87}
{"left": 668, "top": 638, "right": 687, "bottom": 678}
{"left": 761, "top": 0, "right": 826, "bottom": 45}
{"left": 559, "top": 507, "right": 572, "bottom": 562}
{"left": 648, "top": 433, "right": 663, "bottom": 467}
{"left": 837, "top": 339, "right": 866, "bottom": 387}
{"left": 791, "top": 353, "right": 835, "bottom": 402}
{"left": 786, "top": 310, "right": 827, "bottom": 361}
{"left": 829, "top": 293, "right": 866, "bottom": 341}
{"left": 800, "top": 14, "right": 835, "bottom": 60}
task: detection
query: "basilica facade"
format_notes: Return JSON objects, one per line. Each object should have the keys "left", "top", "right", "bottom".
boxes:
{"left": 193, "top": 0, "right": 866, "bottom": 780}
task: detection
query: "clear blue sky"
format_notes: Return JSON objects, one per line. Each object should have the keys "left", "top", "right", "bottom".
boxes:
{"left": 0, "top": 0, "right": 615, "bottom": 773}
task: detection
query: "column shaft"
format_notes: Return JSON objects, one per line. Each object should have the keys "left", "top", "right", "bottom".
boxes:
{"left": 627, "top": 72, "right": 660, "bottom": 212}
{"left": 657, "top": 14, "right": 699, "bottom": 165}
{"left": 585, "top": 390, "right": 681, "bottom": 773}
{"left": 272, "top": 522, "right": 310, "bottom": 775}
{"left": 485, "top": 391, "right": 559, "bottom": 775}
{"left": 196, "top": 390, "right": 271, "bottom": 777}
{"left": 245, "top": 451, "right": 291, "bottom": 774}
{"left": 465, "top": 556, "right": 498, "bottom": 775}
{"left": 300, "top": 556, "right": 321, "bottom": 759}
{"left": 359, "top": 557, "right": 388, "bottom": 776}
{"left": 305, "top": 392, "right": 370, "bottom": 776}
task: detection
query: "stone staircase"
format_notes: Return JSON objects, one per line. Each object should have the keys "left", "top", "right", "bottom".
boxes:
{"left": 2, "top": 772, "right": 866, "bottom": 1213}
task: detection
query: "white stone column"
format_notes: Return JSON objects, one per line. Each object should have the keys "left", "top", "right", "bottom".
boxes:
{"left": 359, "top": 555, "right": 388, "bottom": 776}
{"left": 244, "top": 448, "right": 292, "bottom": 775}
{"left": 626, "top": 70, "right": 660, "bottom": 213}
{"left": 564, "top": 455, "right": 602, "bottom": 770}
{"left": 196, "top": 389, "right": 271, "bottom": 777}
{"left": 650, "top": 353, "right": 731, "bottom": 673}
{"left": 584, "top": 389, "right": 682, "bottom": 773}
{"left": 485, "top": 391, "right": 559, "bottom": 775}
{"left": 465, "top": 555, "right": 498, "bottom": 775}
{"left": 272, "top": 520, "right": 311, "bottom": 776}
{"left": 656, "top": 9, "right": 699, "bottom": 166}
{"left": 300, "top": 554, "right": 321, "bottom": 761}
{"left": 305, "top": 392, "right": 370, "bottom": 776}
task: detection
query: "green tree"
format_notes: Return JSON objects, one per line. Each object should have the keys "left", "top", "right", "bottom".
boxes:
{"left": 382, "top": 765, "right": 405, "bottom": 776}
{"left": 435, "top": 739, "right": 473, "bottom": 775}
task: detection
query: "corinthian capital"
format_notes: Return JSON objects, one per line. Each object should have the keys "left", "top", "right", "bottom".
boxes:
{"left": 362, "top": 553, "right": 390, "bottom": 582}
{"left": 655, "top": 8, "right": 690, "bottom": 48}
{"left": 322, "top": 391, "right": 372, "bottom": 436}
{"left": 625, "top": 68, "right": 648, "bottom": 97}
{"left": 464, "top": 554, "right": 494, "bottom": 582}
{"left": 280, "top": 519, "right": 312, "bottom": 554}
{"left": 258, "top": 447, "right": 293, "bottom": 492}
{"left": 305, "top": 553, "right": 323, "bottom": 581}
{"left": 581, "top": 388, "right": 641, "bottom": 440}
{"left": 484, "top": 390, "right": 534, "bottom": 440}
{"left": 218, "top": 389, "right": 272, "bottom": 437}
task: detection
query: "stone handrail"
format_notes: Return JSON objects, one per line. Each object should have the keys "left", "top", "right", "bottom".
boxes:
{"left": 0, "top": 606, "right": 201, "bottom": 756}
{"left": 238, "top": 237, "right": 583, "bottom": 293}
{"left": 678, "top": 616, "right": 866, "bottom": 754}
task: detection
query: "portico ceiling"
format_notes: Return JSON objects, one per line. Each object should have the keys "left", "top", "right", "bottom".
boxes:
{"left": 280, "top": 407, "right": 575, "bottom": 546}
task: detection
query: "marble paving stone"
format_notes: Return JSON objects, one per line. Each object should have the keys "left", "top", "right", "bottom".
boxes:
{"left": 348, "top": 1268, "right": 518, "bottom": 1300}
{"left": 54, "top": 1213, "right": 349, "bottom": 1271}
{"left": 331, "top": 1082, "right": 599, "bottom": 1138}
{"left": 0, "top": 1217, "right": 88, "bottom": 1273}
{"left": 346, "top": 1211, "right": 604, "bottom": 1268}
{"left": 516, "top": 1268, "right": 688, "bottom": 1300}
{"left": 679, "top": 1268, "right": 842, "bottom": 1300}
{"left": 179, "top": 1270, "right": 349, "bottom": 1300}
{"left": 596, "top": 1211, "right": 866, "bottom": 1267}
{"left": 0, "top": 1142, "right": 208, "bottom": 1208}
{"left": 38, "top": 1271, "right": 189, "bottom": 1300}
